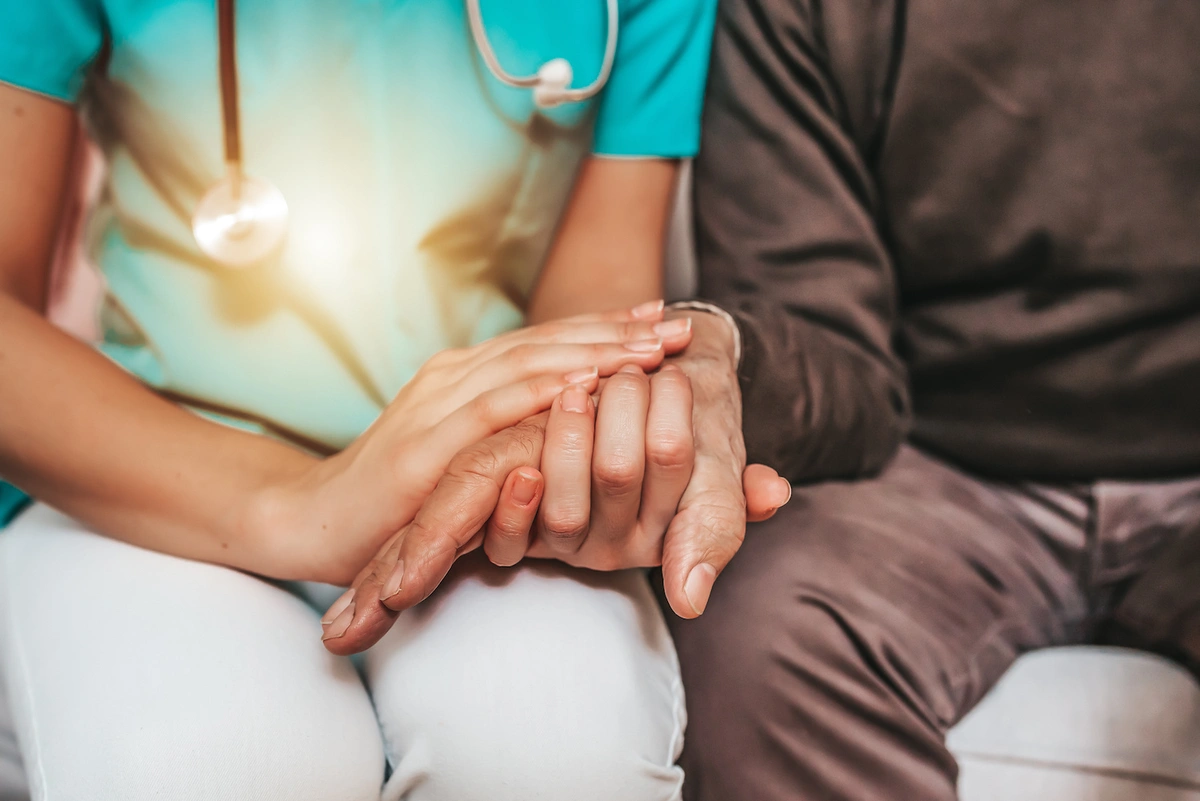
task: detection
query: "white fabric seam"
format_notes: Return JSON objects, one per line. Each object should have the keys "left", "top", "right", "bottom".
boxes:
{"left": 1, "top": 514, "right": 49, "bottom": 800}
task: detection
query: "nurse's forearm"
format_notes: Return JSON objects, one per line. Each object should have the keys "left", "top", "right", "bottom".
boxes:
{"left": 0, "top": 293, "right": 315, "bottom": 573}
{"left": 0, "top": 85, "right": 314, "bottom": 576}
{"left": 526, "top": 157, "right": 676, "bottom": 322}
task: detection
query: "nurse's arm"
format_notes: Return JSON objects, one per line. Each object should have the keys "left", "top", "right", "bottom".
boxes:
{"left": 0, "top": 85, "right": 637, "bottom": 585}
{"left": 525, "top": 156, "right": 676, "bottom": 322}
{"left": 1, "top": 83, "right": 701, "bottom": 594}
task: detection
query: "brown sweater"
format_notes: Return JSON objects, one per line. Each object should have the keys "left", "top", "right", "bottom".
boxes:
{"left": 695, "top": 0, "right": 1200, "bottom": 483}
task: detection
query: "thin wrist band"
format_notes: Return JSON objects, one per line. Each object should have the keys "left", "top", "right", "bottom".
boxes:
{"left": 665, "top": 300, "right": 742, "bottom": 367}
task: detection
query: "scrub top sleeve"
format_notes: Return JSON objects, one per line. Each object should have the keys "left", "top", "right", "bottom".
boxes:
{"left": 0, "top": 484, "right": 31, "bottom": 528}
{"left": 0, "top": 0, "right": 106, "bottom": 103}
{"left": 590, "top": 0, "right": 718, "bottom": 159}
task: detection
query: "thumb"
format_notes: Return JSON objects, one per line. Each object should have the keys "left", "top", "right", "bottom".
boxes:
{"left": 660, "top": 464, "right": 788, "bottom": 618}
{"left": 324, "top": 414, "right": 548, "bottom": 655}
{"left": 744, "top": 463, "right": 792, "bottom": 522}
{"left": 383, "top": 414, "right": 547, "bottom": 612}
{"left": 660, "top": 467, "right": 747, "bottom": 620}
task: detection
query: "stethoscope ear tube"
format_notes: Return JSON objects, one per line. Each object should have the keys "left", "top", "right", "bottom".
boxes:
{"left": 193, "top": 0, "right": 617, "bottom": 268}
{"left": 466, "top": 0, "right": 619, "bottom": 108}
{"left": 217, "top": 0, "right": 241, "bottom": 172}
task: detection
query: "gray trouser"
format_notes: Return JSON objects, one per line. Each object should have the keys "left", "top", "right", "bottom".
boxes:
{"left": 666, "top": 445, "right": 1200, "bottom": 801}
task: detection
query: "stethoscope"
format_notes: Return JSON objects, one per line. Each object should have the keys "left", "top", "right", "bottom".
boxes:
{"left": 192, "top": 0, "right": 620, "bottom": 268}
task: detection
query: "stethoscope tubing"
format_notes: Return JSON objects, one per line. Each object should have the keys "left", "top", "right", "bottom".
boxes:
{"left": 465, "top": 0, "right": 619, "bottom": 101}
{"left": 214, "top": 0, "right": 618, "bottom": 179}
{"left": 199, "top": 0, "right": 618, "bottom": 269}
{"left": 217, "top": 0, "right": 242, "bottom": 179}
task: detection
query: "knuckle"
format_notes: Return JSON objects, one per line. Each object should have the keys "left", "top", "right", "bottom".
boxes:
{"left": 468, "top": 392, "right": 498, "bottom": 423}
{"left": 489, "top": 518, "right": 526, "bottom": 540}
{"left": 655, "top": 368, "right": 693, "bottom": 393}
{"left": 540, "top": 506, "right": 588, "bottom": 541}
{"left": 496, "top": 419, "right": 543, "bottom": 462}
{"left": 409, "top": 516, "right": 463, "bottom": 559}
{"left": 646, "top": 432, "right": 694, "bottom": 471}
{"left": 362, "top": 559, "right": 391, "bottom": 591}
{"left": 409, "top": 361, "right": 436, "bottom": 386}
{"left": 694, "top": 501, "right": 747, "bottom": 550}
{"left": 446, "top": 427, "right": 542, "bottom": 487}
{"left": 523, "top": 375, "right": 552, "bottom": 404}
{"left": 430, "top": 347, "right": 458, "bottom": 366}
{"left": 420, "top": 348, "right": 460, "bottom": 376}
{"left": 540, "top": 322, "right": 568, "bottom": 343}
{"left": 592, "top": 455, "right": 641, "bottom": 495}
{"left": 505, "top": 343, "right": 538, "bottom": 370}
{"left": 402, "top": 516, "right": 436, "bottom": 549}
{"left": 446, "top": 441, "right": 504, "bottom": 486}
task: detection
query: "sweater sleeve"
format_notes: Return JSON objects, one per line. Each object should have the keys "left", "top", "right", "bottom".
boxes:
{"left": 693, "top": 0, "right": 910, "bottom": 483}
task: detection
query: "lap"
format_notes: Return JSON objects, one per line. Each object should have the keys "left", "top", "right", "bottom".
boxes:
{"left": 0, "top": 506, "right": 685, "bottom": 801}
{"left": 670, "top": 445, "right": 1092, "bottom": 727}
{"left": 368, "top": 553, "right": 686, "bottom": 801}
{"left": 0, "top": 504, "right": 384, "bottom": 801}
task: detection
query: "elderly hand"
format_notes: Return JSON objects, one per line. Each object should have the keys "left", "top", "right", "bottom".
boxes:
{"left": 484, "top": 309, "right": 787, "bottom": 617}
{"left": 321, "top": 309, "right": 790, "bottom": 653}
{"left": 499, "top": 309, "right": 786, "bottom": 617}
{"left": 651, "top": 309, "right": 790, "bottom": 618}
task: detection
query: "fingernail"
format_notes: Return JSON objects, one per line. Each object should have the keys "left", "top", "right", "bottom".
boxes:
{"left": 561, "top": 384, "right": 592, "bottom": 413}
{"left": 512, "top": 470, "right": 539, "bottom": 505}
{"left": 321, "top": 588, "right": 355, "bottom": 625}
{"left": 684, "top": 564, "right": 717, "bottom": 616}
{"left": 781, "top": 480, "right": 793, "bottom": 505}
{"left": 630, "top": 299, "right": 664, "bottom": 319}
{"left": 381, "top": 560, "right": 406, "bottom": 601}
{"left": 563, "top": 366, "right": 598, "bottom": 384}
{"left": 624, "top": 337, "right": 663, "bottom": 353}
{"left": 321, "top": 603, "right": 355, "bottom": 641}
{"left": 653, "top": 318, "right": 691, "bottom": 338}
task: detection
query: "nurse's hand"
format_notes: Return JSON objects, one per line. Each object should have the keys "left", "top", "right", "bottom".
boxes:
{"left": 256, "top": 302, "right": 691, "bottom": 586}
{"left": 375, "top": 300, "right": 692, "bottom": 434}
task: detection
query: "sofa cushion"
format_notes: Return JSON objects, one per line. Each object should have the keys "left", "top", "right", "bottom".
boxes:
{"left": 956, "top": 757, "right": 1200, "bottom": 801}
{"left": 948, "top": 647, "right": 1200, "bottom": 788}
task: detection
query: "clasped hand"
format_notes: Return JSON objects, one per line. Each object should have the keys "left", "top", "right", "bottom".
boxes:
{"left": 315, "top": 308, "right": 791, "bottom": 654}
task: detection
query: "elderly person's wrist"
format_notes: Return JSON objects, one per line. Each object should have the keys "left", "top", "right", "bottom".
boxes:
{"left": 664, "top": 300, "right": 741, "bottom": 369}
{"left": 662, "top": 302, "right": 745, "bottom": 467}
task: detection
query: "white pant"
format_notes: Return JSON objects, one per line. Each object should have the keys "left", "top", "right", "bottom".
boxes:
{"left": 0, "top": 505, "right": 685, "bottom": 801}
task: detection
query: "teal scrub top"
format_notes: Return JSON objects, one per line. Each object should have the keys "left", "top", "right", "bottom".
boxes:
{"left": 0, "top": 0, "right": 717, "bottom": 523}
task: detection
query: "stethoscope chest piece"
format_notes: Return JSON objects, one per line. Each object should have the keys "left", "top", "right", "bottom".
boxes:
{"left": 192, "top": 168, "right": 288, "bottom": 268}
{"left": 195, "top": 0, "right": 617, "bottom": 268}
